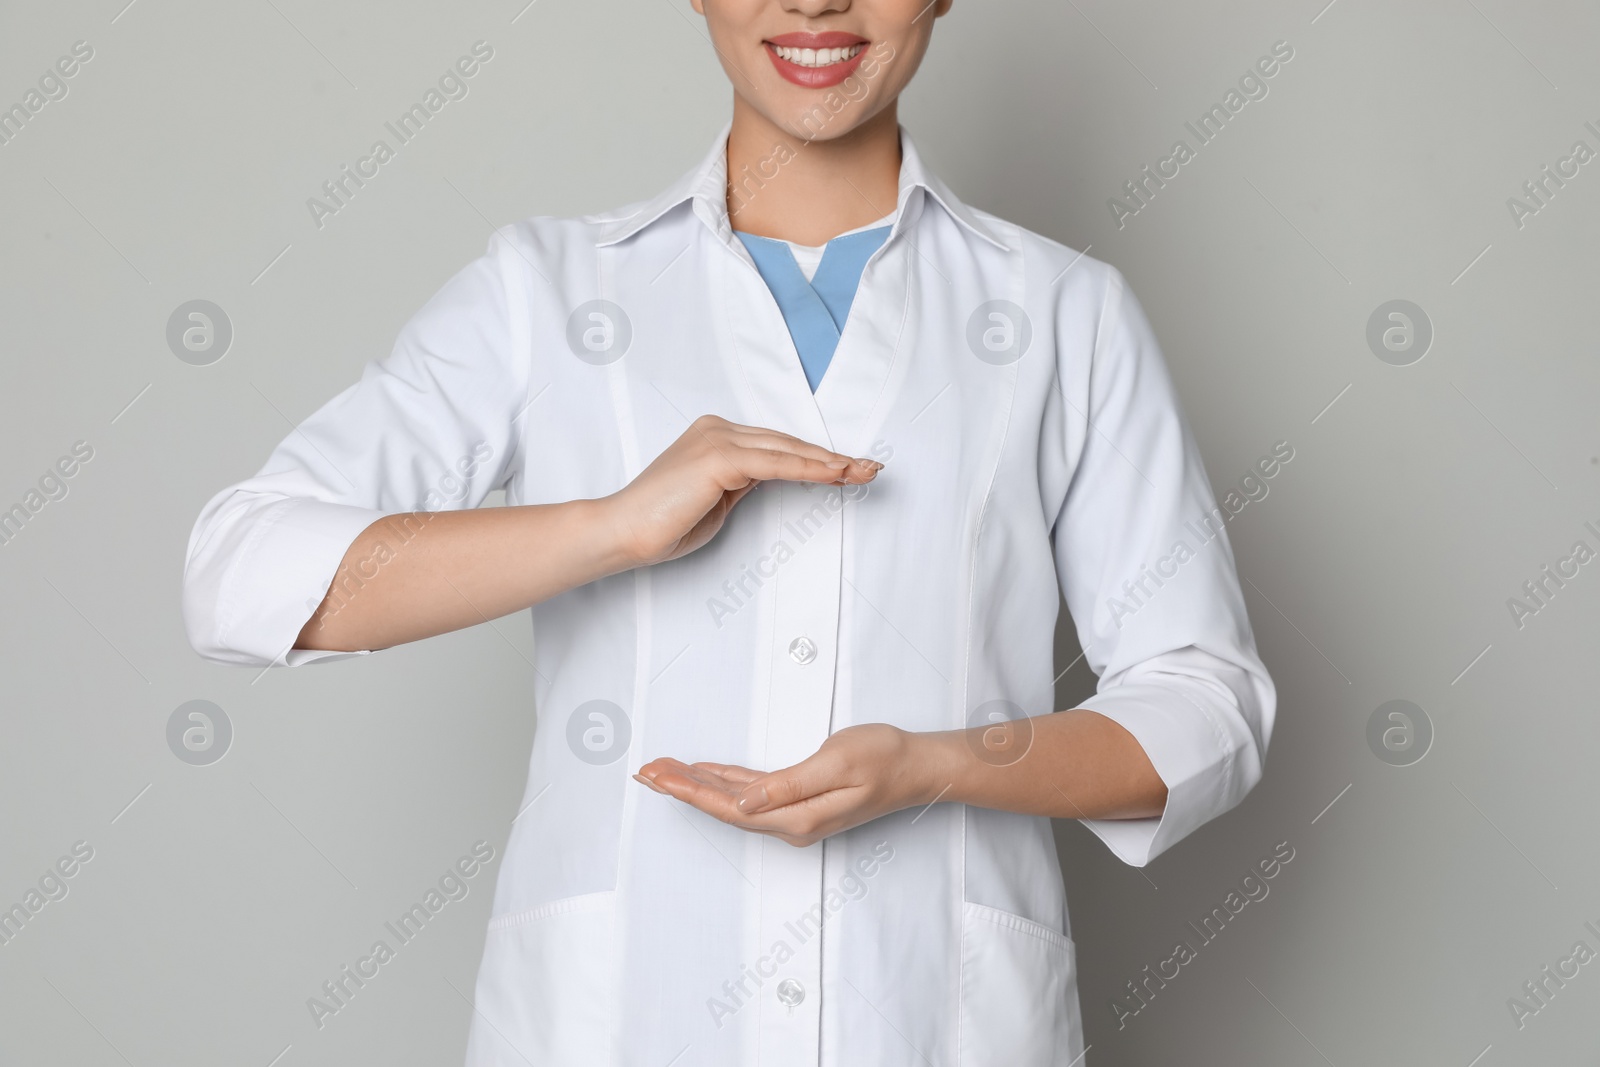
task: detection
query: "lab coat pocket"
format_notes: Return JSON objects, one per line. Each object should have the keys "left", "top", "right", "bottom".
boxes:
{"left": 464, "top": 891, "right": 615, "bottom": 1067}
{"left": 958, "top": 901, "right": 1085, "bottom": 1067}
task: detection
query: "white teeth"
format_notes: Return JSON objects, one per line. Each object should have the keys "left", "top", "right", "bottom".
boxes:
{"left": 773, "top": 43, "right": 864, "bottom": 68}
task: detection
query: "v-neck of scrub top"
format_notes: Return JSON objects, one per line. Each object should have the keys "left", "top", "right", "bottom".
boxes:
{"left": 733, "top": 223, "right": 893, "bottom": 393}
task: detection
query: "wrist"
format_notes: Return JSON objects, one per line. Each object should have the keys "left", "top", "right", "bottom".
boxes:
{"left": 904, "top": 728, "right": 971, "bottom": 808}
{"left": 578, "top": 494, "right": 646, "bottom": 576}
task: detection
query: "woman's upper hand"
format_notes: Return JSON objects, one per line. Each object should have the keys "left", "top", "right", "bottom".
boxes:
{"left": 603, "top": 414, "right": 881, "bottom": 567}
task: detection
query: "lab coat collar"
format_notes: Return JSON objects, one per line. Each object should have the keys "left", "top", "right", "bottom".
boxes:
{"left": 594, "top": 121, "right": 1010, "bottom": 252}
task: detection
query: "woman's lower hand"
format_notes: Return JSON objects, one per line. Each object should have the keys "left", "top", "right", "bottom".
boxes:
{"left": 635, "top": 724, "right": 947, "bottom": 848}
{"left": 601, "top": 414, "right": 881, "bottom": 569}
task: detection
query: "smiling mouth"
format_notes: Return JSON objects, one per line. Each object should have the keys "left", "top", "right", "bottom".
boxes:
{"left": 767, "top": 43, "right": 866, "bottom": 68}
{"left": 762, "top": 33, "right": 872, "bottom": 88}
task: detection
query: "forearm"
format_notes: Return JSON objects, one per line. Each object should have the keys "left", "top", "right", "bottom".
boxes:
{"left": 917, "top": 709, "right": 1168, "bottom": 821}
{"left": 295, "top": 498, "right": 632, "bottom": 652}
{"left": 291, "top": 417, "right": 879, "bottom": 655}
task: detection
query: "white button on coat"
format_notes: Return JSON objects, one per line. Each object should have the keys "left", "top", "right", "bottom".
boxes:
{"left": 776, "top": 978, "right": 805, "bottom": 1008}
{"left": 182, "top": 125, "right": 1275, "bottom": 1066}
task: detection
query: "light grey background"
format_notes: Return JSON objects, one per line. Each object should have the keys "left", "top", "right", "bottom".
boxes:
{"left": 2, "top": 0, "right": 1596, "bottom": 1064}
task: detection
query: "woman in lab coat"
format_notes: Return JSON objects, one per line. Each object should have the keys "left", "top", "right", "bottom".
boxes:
{"left": 184, "top": 1, "right": 1275, "bottom": 1063}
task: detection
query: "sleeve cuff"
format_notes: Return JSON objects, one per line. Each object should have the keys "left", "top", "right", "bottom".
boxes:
{"left": 283, "top": 647, "right": 374, "bottom": 667}
{"left": 1072, "top": 682, "right": 1237, "bottom": 868}
{"left": 191, "top": 497, "right": 388, "bottom": 667}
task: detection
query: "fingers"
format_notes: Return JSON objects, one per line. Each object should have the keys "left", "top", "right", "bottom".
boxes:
{"left": 638, "top": 751, "right": 841, "bottom": 811}
{"left": 724, "top": 448, "right": 878, "bottom": 490}
{"left": 734, "top": 432, "right": 870, "bottom": 474}
{"left": 734, "top": 749, "right": 846, "bottom": 814}
{"left": 636, "top": 758, "right": 738, "bottom": 797}
{"left": 690, "top": 761, "right": 764, "bottom": 784}
{"left": 637, "top": 757, "right": 838, "bottom": 830}
{"left": 689, "top": 416, "right": 884, "bottom": 487}
{"left": 637, "top": 748, "right": 868, "bottom": 848}
{"left": 635, "top": 760, "right": 757, "bottom": 818}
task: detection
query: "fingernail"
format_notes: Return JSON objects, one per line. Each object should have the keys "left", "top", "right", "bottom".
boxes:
{"left": 858, "top": 459, "right": 883, "bottom": 471}
{"left": 736, "top": 785, "right": 770, "bottom": 813}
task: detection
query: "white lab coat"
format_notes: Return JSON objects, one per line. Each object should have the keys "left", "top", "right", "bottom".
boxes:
{"left": 183, "top": 124, "right": 1274, "bottom": 1066}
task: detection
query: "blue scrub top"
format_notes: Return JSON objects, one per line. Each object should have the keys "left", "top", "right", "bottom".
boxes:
{"left": 734, "top": 226, "right": 892, "bottom": 392}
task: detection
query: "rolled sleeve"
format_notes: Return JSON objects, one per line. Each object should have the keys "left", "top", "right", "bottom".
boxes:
{"left": 184, "top": 496, "right": 387, "bottom": 666}
{"left": 182, "top": 227, "right": 535, "bottom": 668}
{"left": 1051, "top": 266, "right": 1276, "bottom": 867}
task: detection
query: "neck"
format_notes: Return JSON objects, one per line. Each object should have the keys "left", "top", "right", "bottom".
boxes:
{"left": 725, "top": 96, "right": 902, "bottom": 245}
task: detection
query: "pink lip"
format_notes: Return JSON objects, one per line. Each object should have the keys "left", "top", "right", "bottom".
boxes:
{"left": 763, "top": 33, "right": 871, "bottom": 89}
